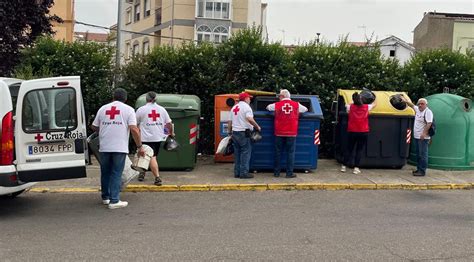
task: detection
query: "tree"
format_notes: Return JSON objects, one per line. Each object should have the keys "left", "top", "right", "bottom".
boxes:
{"left": 0, "top": 0, "right": 61, "bottom": 75}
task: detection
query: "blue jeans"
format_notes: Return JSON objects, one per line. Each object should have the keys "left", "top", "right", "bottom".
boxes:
{"left": 415, "top": 139, "right": 429, "bottom": 175}
{"left": 274, "top": 136, "right": 296, "bottom": 176}
{"left": 232, "top": 131, "right": 252, "bottom": 178}
{"left": 100, "top": 152, "right": 126, "bottom": 204}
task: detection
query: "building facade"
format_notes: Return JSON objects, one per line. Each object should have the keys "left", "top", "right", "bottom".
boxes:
{"left": 118, "top": 0, "right": 267, "bottom": 63}
{"left": 413, "top": 12, "right": 474, "bottom": 54}
{"left": 50, "top": 0, "right": 75, "bottom": 42}
{"left": 377, "top": 36, "right": 415, "bottom": 65}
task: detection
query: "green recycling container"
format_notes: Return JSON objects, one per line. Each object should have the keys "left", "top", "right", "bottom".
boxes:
{"left": 409, "top": 94, "right": 474, "bottom": 170}
{"left": 135, "top": 94, "right": 201, "bottom": 170}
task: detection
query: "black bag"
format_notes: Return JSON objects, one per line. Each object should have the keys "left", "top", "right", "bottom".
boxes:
{"left": 360, "top": 88, "right": 376, "bottom": 104}
{"left": 163, "top": 136, "right": 180, "bottom": 151}
{"left": 224, "top": 138, "right": 234, "bottom": 156}
{"left": 424, "top": 110, "right": 436, "bottom": 137}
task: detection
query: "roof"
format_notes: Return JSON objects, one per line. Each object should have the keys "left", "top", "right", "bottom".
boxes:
{"left": 74, "top": 32, "right": 109, "bottom": 43}
{"left": 377, "top": 35, "right": 415, "bottom": 51}
{"left": 426, "top": 12, "right": 474, "bottom": 20}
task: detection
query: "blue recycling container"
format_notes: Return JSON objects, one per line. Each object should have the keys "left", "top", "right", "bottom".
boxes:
{"left": 249, "top": 95, "right": 324, "bottom": 171}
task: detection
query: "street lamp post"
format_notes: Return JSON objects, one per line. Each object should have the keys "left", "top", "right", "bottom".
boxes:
{"left": 316, "top": 33, "right": 321, "bottom": 43}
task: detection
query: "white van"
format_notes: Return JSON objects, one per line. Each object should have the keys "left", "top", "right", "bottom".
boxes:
{"left": 0, "top": 76, "right": 88, "bottom": 197}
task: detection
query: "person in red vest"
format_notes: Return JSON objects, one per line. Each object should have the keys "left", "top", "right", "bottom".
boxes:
{"left": 266, "top": 89, "right": 308, "bottom": 178}
{"left": 340, "top": 92, "right": 377, "bottom": 174}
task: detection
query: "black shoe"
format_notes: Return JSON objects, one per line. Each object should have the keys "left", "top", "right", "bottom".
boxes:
{"left": 274, "top": 173, "right": 280, "bottom": 177}
{"left": 138, "top": 172, "right": 145, "bottom": 182}
{"left": 413, "top": 172, "right": 425, "bottom": 177}
{"left": 240, "top": 174, "right": 254, "bottom": 179}
{"left": 154, "top": 177, "right": 162, "bottom": 186}
{"left": 286, "top": 174, "right": 297, "bottom": 178}
{"left": 412, "top": 170, "right": 419, "bottom": 174}
{"left": 234, "top": 175, "right": 240, "bottom": 178}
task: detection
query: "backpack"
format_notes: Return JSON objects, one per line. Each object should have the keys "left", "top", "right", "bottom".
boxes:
{"left": 424, "top": 109, "right": 436, "bottom": 137}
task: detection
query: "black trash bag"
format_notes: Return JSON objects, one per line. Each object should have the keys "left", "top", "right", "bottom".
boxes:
{"left": 360, "top": 89, "right": 376, "bottom": 104}
{"left": 389, "top": 94, "right": 407, "bottom": 110}
{"left": 250, "top": 130, "right": 262, "bottom": 142}
{"left": 163, "top": 136, "right": 180, "bottom": 151}
{"left": 224, "top": 138, "right": 234, "bottom": 156}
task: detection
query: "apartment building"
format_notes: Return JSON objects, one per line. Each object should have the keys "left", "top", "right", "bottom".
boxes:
{"left": 413, "top": 12, "right": 474, "bottom": 54}
{"left": 118, "top": 0, "right": 268, "bottom": 63}
{"left": 50, "top": 0, "right": 75, "bottom": 42}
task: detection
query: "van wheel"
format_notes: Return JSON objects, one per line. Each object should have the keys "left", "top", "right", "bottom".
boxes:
{"left": 2, "top": 190, "right": 25, "bottom": 199}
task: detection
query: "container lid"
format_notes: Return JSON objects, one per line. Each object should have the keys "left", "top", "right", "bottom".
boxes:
{"left": 135, "top": 94, "right": 201, "bottom": 116}
{"left": 338, "top": 89, "right": 415, "bottom": 116}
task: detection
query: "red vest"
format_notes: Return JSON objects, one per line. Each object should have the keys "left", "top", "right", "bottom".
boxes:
{"left": 348, "top": 104, "right": 369, "bottom": 132}
{"left": 275, "top": 100, "right": 300, "bottom": 137}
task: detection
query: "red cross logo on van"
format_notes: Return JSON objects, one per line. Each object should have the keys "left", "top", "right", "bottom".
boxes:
{"left": 282, "top": 103, "right": 293, "bottom": 114}
{"left": 105, "top": 106, "right": 120, "bottom": 120}
{"left": 148, "top": 110, "right": 160, "bottom": 121}
{"left": 233, "top": 106, "right": 240, "bottom": 115}
{"left": 35, "top": 133, "right": 43, "bottom": 142}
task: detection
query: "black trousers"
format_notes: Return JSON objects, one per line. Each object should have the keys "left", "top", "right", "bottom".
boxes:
{"left": 343, "top": 132, "right": 368, "bottom": 167}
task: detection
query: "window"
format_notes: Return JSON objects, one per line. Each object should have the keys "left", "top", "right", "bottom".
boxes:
{"left": 125, "top": 42, "right": 131, "bottom": 59}
{"left": 132, "top": 42, "right": 140, "bottom": 56}
{"left": 389, "top": 50, "right": 396, "bottom": 57}
{"left": 126, "top": 7, "right": 132, "bottom": 24}
{"left": 197, "top": 0, "right": 204, "bottom": 17}
{"left": 213, "top": 26, "right": 229, "bottom": 43}
{"left": 143, "top": 40, "right": 150, "bottom": 55}
{"left": 197, "top": 0, "right": 231, "bottom": 19}
{"left": 134, "top": 3, "right": 140, "bottom": 22}
{"left": 222, "top": 2, "right": 229, "bottom": 19}
{"left": 196, "top": 25, "right": 212, "bottom": 42}
{"left": 22, "top": 88, "right": 77, "bottom": 133}
{"left": 155, "top": 8, "right": 162, "bottom": 25}
{"left": 144, "top": 0, "right": 151, "bottom": 17}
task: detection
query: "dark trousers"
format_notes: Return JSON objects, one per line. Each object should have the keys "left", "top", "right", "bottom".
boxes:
{"left": 274, "top": 136, "right": 296, "bottom": 176}
{"left": 343, "top": 132, "right": 368, "bottom": 168}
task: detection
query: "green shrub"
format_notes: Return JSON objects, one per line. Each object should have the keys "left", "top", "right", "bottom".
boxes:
{"left": 15, "top": 37, "right": 115, "bottom": 124}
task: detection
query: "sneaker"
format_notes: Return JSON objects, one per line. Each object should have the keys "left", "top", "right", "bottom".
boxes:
{"left": 413, "top": 171, "right": 425, "bottom": 177}
{"left": 353, "top": 167, "right": 361, "bottom": 174}
{"left": 154, "top": 177, "right": 162, "bottom": 186}
{"left": 340, "top": 165, "right": 346, "bottom": 173}
{"left": 286, "top": 174, "right": 297, "bottom": 178}
{"left": 412, "top": 169, "right": 419, "bottom": 174}
{"left": 108, "top": 201, "right": 128, "bottom": 209}
{"left": 102, "top": 199, "right": 110, "bottom": 205}
{"left": 138, "top": 172, "right": 145, "bottom": 182}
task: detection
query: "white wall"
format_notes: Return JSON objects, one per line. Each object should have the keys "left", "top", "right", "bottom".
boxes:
{"left": 379, "top": 38, "right": 414, "bottom": 65}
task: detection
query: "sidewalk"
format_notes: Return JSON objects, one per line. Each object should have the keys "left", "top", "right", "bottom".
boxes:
{"left": 31, "top": 156, "right": 474, "bottom": 193}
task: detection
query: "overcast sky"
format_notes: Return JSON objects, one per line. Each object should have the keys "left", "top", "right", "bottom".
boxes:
{"left": 75, "top": 0, "right": 474, "bottom": 44}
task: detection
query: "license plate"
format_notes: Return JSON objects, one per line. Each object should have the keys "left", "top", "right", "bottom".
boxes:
{"left": 28, "top": 143, "right": 74, "bottom": 155}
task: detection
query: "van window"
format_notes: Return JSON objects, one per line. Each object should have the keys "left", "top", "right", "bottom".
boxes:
{"left": 22, "top": 88, "right": 77, "bottom": 133}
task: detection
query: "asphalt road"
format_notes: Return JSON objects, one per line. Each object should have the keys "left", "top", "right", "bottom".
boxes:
{"left": 1, "top": 191, "right": 473, "bottom": 261}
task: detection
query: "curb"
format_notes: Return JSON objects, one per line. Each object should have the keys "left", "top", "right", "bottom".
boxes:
{"left": 29, "top": 183, "right": 473, "bottom": 193}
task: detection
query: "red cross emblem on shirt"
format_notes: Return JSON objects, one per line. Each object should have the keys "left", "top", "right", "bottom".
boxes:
{"left": 105, "top": 106, "right": 120, "bottom": 120}
{"left": 282, "top": 103, "right": 293, "bottom": 114}
{"left": 233, "top": 106, "right": 240, "bottom": 115}
{"left": 35, "top": 133, "right": 43, "bottom": 142}
{"left": 148, "top": 110, "right": 160, "bottom": 121}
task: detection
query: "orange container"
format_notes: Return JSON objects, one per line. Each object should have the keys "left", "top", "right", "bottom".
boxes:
{"left": 214, "top": 94, "right": 239, "bottom": 162}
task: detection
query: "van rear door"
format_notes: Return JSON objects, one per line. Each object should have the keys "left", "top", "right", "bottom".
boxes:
{"left": 15, "top": 76, "right": 87, "bottom": 182}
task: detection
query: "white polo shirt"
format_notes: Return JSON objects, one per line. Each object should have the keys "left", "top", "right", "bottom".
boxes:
{"left": 230, "top": 101, "right": 254, "bottom": 131}
{"left": 92, "top": 101, "right": 137, "bottom": 153}
{"left": 136, "top": 102, "right": 172, "bottom": 142}
{"left": 413, "top": 106, "right": 433, "bottom": 139}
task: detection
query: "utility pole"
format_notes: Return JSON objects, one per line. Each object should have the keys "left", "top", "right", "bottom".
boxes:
{"left": 114, "top": 0, "right": 123, "bottom": 87}
{"left": 115, "top": 0, "right": 123, "bottom": 68}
